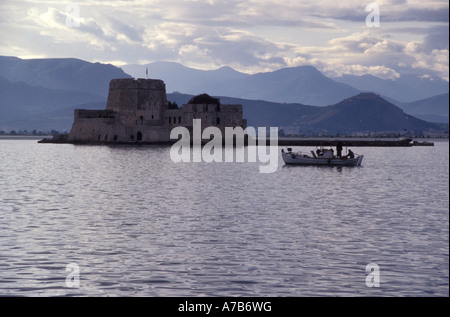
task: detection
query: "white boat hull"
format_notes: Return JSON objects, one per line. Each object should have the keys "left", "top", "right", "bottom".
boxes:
{"left": 282, "top": 152, "right": 364, "bottom": 166}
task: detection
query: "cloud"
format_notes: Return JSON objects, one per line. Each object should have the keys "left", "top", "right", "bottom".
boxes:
{"left": 0, "top": 0, "right": 448, "bottom": 81}
{"left": 308, "top": 0, "right": 449, "bottom": 23}
{"left": 423, "top": 26, "right": 449, "bottom": 51}
{"left": 405, "top": 41, "right": 449, "bottom": 80}
{"left": 325, "top": 31, "right": 404, "bottom": 56}
{"left": 284, "top": 28, "right": 450, "bottom": 80}
{"left": 141, "top": 23, "right": 290, "bottom": 71}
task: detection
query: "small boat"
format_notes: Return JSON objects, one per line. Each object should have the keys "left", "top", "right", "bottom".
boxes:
{"left": 282, "top": 147, "right": 364, "bottom": 166}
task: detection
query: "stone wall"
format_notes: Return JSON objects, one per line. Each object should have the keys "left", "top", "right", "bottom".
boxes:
{"left": 106, "top": 78, "right": 167, "bottom": 126}
{"left": 68, "top": 78, "right": 246, "bottom": 144}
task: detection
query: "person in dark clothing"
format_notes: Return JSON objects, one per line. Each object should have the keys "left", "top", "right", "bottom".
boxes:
{"left": 336, "top": 142, "right": 343, "bottom": 158}
{"left": 348, "top": 149, "right": 355, "bottom": 159}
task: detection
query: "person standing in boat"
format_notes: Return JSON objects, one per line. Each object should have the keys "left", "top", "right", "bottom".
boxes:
{"left": 336, "top": 141, "right": 343, "bottom": 158}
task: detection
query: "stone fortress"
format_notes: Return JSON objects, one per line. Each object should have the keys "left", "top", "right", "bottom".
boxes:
{"left": 67, "top": 78, "right": 247, "bottom": 143}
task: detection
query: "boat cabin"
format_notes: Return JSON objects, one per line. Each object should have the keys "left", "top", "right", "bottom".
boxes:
{"left": 315, "top": 148, "right": 334, "bottom": 158}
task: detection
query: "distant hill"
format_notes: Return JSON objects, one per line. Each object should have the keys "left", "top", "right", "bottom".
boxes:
{"left": 0, "top": 56, "right": 446, "bottom": 134}
{"left": 124, "top": 61, "right": 449, "bottom": 107}
{"left": 0, "top": 56, "right": 130, "bottom": 96}
{"left": 232, "top": 66, "right": 361, "bottom": 106}
{"left": 168, "top": 92, "right": 443, "bottom": 134}
{"left": 0, "top": 56, "right": 131, "bottom": 97}
{"left": 394, "top": 93, "right": 449, "bottom": 123}
{"left": 123, "top": 62, "right": 250, "bottom": 96}
{"left": 167, "top": 92, "right": 320, "bottom": 128}
{"left": 0, "top": 56, "right": 130, "bottom": 131}
{"left": 0, "top": 76, "right": 104, "bottom": 130}
{"left": 332, "top": 73, "right": 449, "bottom": 103}
{"left": 123, "top": 62, "right": 360, "bottom": 106}
{"left": 300, "top": 93, "right": 440, "bottom": 134}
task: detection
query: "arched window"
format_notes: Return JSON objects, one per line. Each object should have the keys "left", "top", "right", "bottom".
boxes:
{"left": 113, "top": 135, "right": 118, "bottom": 141}
{"left": 137, "top": 131, "right": 143, "bottom": 141}
{"left": 216, "top": 117, "right": 220, "bottom": 125}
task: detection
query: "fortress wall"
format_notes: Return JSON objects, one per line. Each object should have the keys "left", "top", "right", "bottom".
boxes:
{"left": 69, "top": 121, "right": 172, "bottom": 143}
{"left": 106, "top": 125, "right": 171, "bottom": 143}
{"left": 106, "top": 78, "right": 168, "bottom": 126}
{"left": 68, "top": 117, "right": 115, "bottom": 142}
{"left": 67, "top": 78, "right": 245, "bottom": 144}
{"left": 106, "top": 79, "right": 167, "bottom": 108}
{"left": 219, "top": 105, "right": 245, "bottom": 128}
{"left": 142, "top": 126, "right": 172, "bottom": 143}
{"left": 74, "top": 109, "right": 116, "bottom": 119}
{"left": 180, "top": 103, "right": 245, "bottom": 129}
{"left": 166, "top": 108, "right": 185, "bottom": 126}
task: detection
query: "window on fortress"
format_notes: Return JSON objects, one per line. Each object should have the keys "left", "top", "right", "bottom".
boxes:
{"left": 137, "top": 132, "right": 142, "bottom": 141}
{"left": 130, "top": 135, "right": 134, "bottom": 140}
{"left": 217, "top": 118, "right": 220, "bottom": 125}
{"left": 139, "top": 116, "right": 144, "bottom": 125}
{"left": 113, "top": 135, "right": 118, "bottom": 141}
{"left": 178, "top": 117, "right": 181, "bottom": 124}
{"left": 98, "top": 135, "right": 101, "bottom": 141}
{"left": 173, "top": 117, "right": 176, "bottom": 124}
{"left": 169, "top": 117, "right": 171, "bottom": 124}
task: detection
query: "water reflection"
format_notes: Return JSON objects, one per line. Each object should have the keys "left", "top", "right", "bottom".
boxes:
{"left": 0, "top": 140, "right": 448, "bottom": 296}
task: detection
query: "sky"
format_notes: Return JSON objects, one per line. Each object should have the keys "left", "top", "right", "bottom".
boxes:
{"left": 0, "top": 0, "right": 448, "bottom": 80}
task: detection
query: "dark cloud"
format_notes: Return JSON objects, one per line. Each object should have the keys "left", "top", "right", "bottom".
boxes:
{"left": 423, "top": 26, "right": 449, "bottom": 51}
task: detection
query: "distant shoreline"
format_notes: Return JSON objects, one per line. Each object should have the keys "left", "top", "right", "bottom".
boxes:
{"left": 0, "top": 135, "right": 52, "bottom": 140}
{"left": 35, "top": 135, "right": 446, "bottom": 147}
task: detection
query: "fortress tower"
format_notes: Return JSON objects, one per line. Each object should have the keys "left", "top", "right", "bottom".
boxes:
{"left": 67, "top": 78, "right": 246, "bottom": 144}
{"left": 105, "top": 78, "right": 167, "bottom": 126}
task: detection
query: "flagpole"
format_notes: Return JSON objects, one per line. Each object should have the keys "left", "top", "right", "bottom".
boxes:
{"left": 146, "top": 67, "right": 148, "bottom": 79}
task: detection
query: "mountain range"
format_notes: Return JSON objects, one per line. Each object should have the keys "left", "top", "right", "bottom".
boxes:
{"left": 0, "top": 56, "right": 131, "bottom": 97}
{"left": 123, "top": 61, "right": 449, "bottom": 104}
{"left": 0, "top": 56, "right": 129, "bottom": 131}
{"left": 0, "top": 56, "right": 448, "bottom": 134}
{"left": 124, "top": 62, "right": 361, "bottom": 106}
{"left": 125, "top": 61, "right": 449, "bottom": 123}
{"left": 167, "top": 92, "right": 442, "bottom": 135}
{"left": 332, "top": 73, "right": 449, "bottom": 103}
{"left": 394, "top": 93, "right": 449, "bottom": 124}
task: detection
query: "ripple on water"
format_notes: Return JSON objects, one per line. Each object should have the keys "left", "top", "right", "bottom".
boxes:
{"left": 0, "top": 140, "right": 448, "bottom": 296}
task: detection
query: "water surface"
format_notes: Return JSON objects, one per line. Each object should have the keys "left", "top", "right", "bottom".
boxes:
{"left": 0, "top": 139, "right": 448, "bottom": 296}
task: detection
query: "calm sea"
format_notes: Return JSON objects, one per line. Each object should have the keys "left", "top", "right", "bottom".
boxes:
{"left": 0, "top": 138, "right": 448, "bottom": 296}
